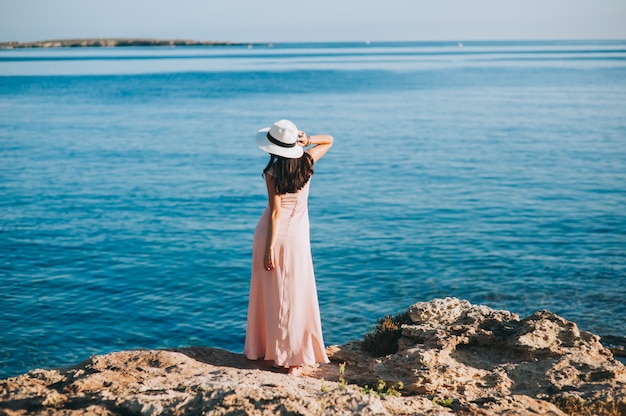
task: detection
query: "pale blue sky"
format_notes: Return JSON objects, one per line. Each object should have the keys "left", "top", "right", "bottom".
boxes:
{"left": 1, "top": 0, "right": 625, "bottom": 43}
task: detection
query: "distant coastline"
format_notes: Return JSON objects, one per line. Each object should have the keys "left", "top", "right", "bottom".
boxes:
{"left": 0, "top": 38, "right": 248, "bottom": 49}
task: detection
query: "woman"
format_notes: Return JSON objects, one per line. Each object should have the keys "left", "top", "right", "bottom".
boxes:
{"left": 244, "top": 119, "right": 334, "bottom": 376}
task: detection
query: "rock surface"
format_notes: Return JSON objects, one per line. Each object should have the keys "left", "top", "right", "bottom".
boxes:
{"left": 1, "top": 298, "right": 625, "bottom": 415}
{"left": 325, "top": 298, "right": 626, "bottom": 415}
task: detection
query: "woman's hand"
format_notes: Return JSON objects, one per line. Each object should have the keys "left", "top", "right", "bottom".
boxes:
{"left": 264, "top": 248, "right": 275, "bottom": 271}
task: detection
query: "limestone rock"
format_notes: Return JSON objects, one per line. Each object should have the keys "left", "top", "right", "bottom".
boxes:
{"left": 1, "top": 298, "right": 624, "bottom": 415}
{"left": 322, "top": 297, "right": 626, "bottom": 415}
{"left": 0, "top": 348, "right": 420, "bottom": 415}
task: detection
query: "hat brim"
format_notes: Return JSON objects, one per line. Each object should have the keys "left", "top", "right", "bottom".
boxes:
{"left": 256, "top": 128, "right": 304, "bottom": 159}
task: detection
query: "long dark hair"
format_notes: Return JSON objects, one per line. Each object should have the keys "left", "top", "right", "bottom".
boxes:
{"left": 263, "top": 153, "right": 314, "bottom": 194}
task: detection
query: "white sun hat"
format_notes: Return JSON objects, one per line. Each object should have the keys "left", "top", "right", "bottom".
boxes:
{"left": 255, "top": 119, "right": 304, "bottom": 159}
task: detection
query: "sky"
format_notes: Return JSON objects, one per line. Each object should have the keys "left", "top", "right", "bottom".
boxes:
{"left": 1, "top": 0, "right": 625, "bottom": 43}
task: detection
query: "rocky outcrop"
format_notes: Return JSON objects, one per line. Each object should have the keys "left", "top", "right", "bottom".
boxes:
{"left": 325, "top": 298, "right": 626, "bottom": 415}
{"left": 1, "top": 298, "right": 624, "bottom": 415}
{"left": 0, "top": 38, "right": 244, "bottom": 49}
{"left": 0, "top": 348, "right": 413, "bottom": 416}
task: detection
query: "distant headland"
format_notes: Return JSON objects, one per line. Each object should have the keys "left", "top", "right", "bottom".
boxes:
{"left": 0, "top": 38, "right": 249, "bottom": 49}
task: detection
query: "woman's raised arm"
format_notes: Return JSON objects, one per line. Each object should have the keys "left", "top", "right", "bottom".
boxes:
{"left": 301, "top": 134, "right": 333, "bottom": 163}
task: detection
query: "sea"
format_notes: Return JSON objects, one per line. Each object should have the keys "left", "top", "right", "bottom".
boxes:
{"left": 1, "top": 40, "right": 625, "bottom": 379}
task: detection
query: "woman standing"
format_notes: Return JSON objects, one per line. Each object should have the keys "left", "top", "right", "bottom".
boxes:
{"left": 244, "top": 119, "right": 333, "bottom": 376}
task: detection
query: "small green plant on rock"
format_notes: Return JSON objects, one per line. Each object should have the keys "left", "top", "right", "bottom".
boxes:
{"left": 384, "top": 381, "right": 403, "bottom": 397}
{"left": 326, "top": 362, "right": 403, "bottom": 398}
{"left": 338, "top": 362, "right": 346, "bottom": 389}
{"left": 362, "top": 312, "right": 413, "bottom": 357}
{"left": 375, "top": 380, "right": 386, "bottom": 394}
{"left": 433, "top": 397, "right": 454, "bottom": 408}
{"left": 360, "top": 380, "right": 404, "bottom": 397}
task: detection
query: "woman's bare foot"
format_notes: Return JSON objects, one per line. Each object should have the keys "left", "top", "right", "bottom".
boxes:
{"left": 288, "top": 366, "right": 303, "bottom": 376}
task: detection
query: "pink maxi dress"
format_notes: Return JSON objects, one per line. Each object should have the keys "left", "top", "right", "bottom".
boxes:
{"left": 244, "top": 173, "right": 329, "bottom": 367}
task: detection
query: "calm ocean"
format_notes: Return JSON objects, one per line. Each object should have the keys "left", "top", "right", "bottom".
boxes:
{"left": 1, "top": 41, "right": 625, "bottom": 378}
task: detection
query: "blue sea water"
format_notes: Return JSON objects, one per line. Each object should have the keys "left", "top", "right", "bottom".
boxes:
{"left": 1, "top": 41, "right": 625, "bottom": 379}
